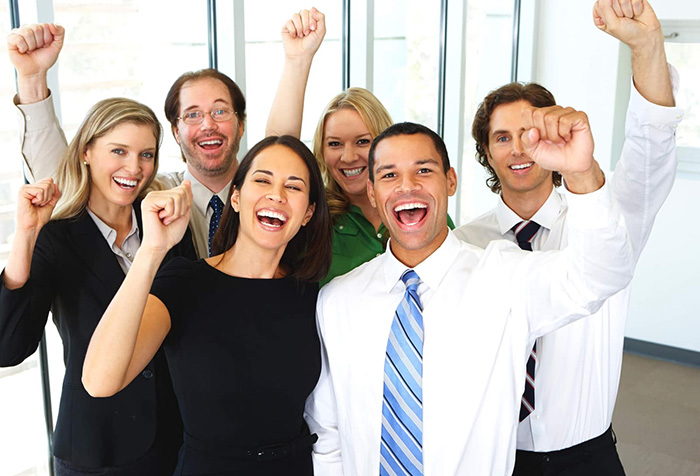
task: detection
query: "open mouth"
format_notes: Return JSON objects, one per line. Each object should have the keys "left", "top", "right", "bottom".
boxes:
{"left": 113, "top": 177, "right": 138, "bottom": 190}
{"left": 256, "top": 209, "right": 288, "bottom": 229}
{"left": 393, "top": 202, "right": 428, "bottom": 226}
{"left": 509, "top": 162, "right": 534, "bottom": 171}
{"left": 198, "top": 138, "right": 224, "bottom": 150}
{"left": 341, "top": 166, "right": 366, "bottom": 178}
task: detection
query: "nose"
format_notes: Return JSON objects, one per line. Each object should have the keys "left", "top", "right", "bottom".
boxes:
{"left": 199, "top": 112, "right": 218, "bottom": 131}
{"left": 396, "top": 174, "right": 420, "bottom": 194}
{"left": 339, "top": 144, "right": 356, "bottom": 164}
{"left": 512, "top": 135, "right": 524, "bottom": 156}
{"left": 266, "top": 183, "right": 287, "bottom": 203}
{"left": 124, "top": 153, "right": 141, "bottom": 175}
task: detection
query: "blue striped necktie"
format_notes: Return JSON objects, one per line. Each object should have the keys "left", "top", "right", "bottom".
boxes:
{"left": 380, "top": 269, "right": 424, "bottom": 476}
{"left": 208, "top": 195, "right": 224, "bottom": 257}
{"left": 512, "top": 220, "right": 541, "bottom": 421}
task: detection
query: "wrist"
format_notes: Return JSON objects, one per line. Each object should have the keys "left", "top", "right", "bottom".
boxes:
{"left": 16, "top": 74, "right": 50, "bottom": 104}
{"left": 562, "top": 161, "right": 605, "bottom": 194}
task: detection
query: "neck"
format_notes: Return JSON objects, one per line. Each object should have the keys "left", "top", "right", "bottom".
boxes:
{"left": 349, "top": 193, "right": 383, "bottom": 232}
{"left": 210, "top": 235, "right": 286, "bottom": 279}
{"left": 87, "top": 199, "right": 133, "bottom": 246}
{"left": 188, "top": 165, "right": 236, "bottom": 194}
{"left": 500, "top": 185, "right": 552, "bottom": 221}
{"left": 391, "top": 226, "right": 449, "bottom": 269}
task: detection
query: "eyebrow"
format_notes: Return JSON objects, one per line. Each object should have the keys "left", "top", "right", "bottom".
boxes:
{"left": 182, "top": 99, "right": 231, "bottom": 112}
{"left": 491, "top": 127, "right": 524, "bottom": 138}
{"left": 326, "top": 132, "right": 372, "bottom": 141}
{"left": 105, "top": 142, "right": 155, "bottom": 150}
{"left": 374, "top": 158, "right": 439, "bottom": 174}
{"left": 252, "top": 169, "right": 307, "bottom": 185}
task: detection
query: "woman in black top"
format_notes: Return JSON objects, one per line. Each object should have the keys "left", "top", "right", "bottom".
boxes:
{"left": 83, "top": 135, "right": 333, "bottom": 475}
{"left": 0, "top": 98, "right": 193, "bottom": 475}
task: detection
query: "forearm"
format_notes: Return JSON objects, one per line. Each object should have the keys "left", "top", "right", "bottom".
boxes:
{"left": 265, "top": 55, "right": 314, "bottom": 138}
{"left": 630, "top": 32, "right": 674, "bottom": 107}
{"left": 3, "top": 230, "right": 40, "bottom": 289}
{"left": 82, "top": 247, "right": 166, "bottom": 397}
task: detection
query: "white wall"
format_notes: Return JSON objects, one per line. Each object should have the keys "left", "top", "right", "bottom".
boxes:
{"left": 532, "top": 0, "right": 700, "bottom": 352}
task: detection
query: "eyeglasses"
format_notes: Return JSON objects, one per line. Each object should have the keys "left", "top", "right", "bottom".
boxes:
{"left": 178, "top": 108, "right": 236, "bottom": 125}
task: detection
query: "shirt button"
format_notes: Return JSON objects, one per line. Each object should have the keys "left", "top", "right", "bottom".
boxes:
{"left": 543, "top": 455, "right": 550, "bottom": 463}
{"left": 126, "top": 252, "right": 132, "bottom": 259}
{"left": 377, "top": 233, "right": 382, "bottom": 238}
{"left": 142, "top": 370, "right": 154, "bottom": 379}
{"left": 376, "top": 253, "right": 382, "bottom": 257}
{"left": 339, "top": 225, "right": 344, "bottom": 230}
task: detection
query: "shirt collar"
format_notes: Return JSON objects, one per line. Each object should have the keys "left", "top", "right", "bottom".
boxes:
{"left": 87, "top": 207, "right": 139, "bottom": 246}
{"left": 380, "top": 229, "right": 461, "bottom": 294}
{"left": 185, "top": 169, "right": 233, "bottom": 216}
{"left": 495, "top": 188, "right": 562, "bottom": 235}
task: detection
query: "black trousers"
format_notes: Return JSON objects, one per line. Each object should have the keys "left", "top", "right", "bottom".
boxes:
{"left": 512, "top": 426, "right": 625, "bottom": 476}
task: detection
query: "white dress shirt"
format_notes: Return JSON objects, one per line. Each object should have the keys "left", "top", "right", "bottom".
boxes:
{"left": 453, "top": 77, "right": 683, "bottom": 452}
{"left": 87, "top": 207, "right": 140, "bottom": 275}
{"left": 306, "top": 184, "right": 634, "bottom": 475}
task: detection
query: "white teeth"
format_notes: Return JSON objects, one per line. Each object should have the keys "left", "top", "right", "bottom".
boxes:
{"left": 114, "top": 177, "right": 137, "bottom": 187}
{"left": 257, "top": 210, "right": 287, "bottom": 222}
{"left": 199, "top": 139, "right": 223, "bottom": 146}
{"left": 342, "top": 167, "right": 365, "bottom": 177}
{"left": 510, "top": 162, "right": 533, "bottom": 170}
{"left": 394, "top": 202, "right": 428, "bottom": 212}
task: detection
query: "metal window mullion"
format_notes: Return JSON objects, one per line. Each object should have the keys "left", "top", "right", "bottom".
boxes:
{"left": 511, "top": 0, "right": 522, "bottom": 82}
{"left": 207, "top": 0, "right": 218, "bottom": 69}
{"left": 342, "top": 0, "right": 351, "bottom": 90}
{"left": 437, "top": 0, "right": 448, "bottom": 138}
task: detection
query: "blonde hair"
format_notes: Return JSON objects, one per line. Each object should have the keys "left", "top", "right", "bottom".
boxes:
{"left": 312, "top": 88, "right": 392, "bottom": 218}
{"left": 52, "top": 98, "right": 163, "bottom": 220}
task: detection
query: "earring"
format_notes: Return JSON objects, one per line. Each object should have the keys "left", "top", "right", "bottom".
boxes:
{"left": 83, "top": 161, "right": 88, "bottom": 166}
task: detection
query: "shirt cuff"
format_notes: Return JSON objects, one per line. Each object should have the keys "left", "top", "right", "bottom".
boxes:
{"left": 563, "top": 181, "right": 616, "bottom": 230}
{"left": 629, "top": 64, "right": 684, "bottom": 127}
{"left": 13, "top": 91, "right": 59, "bottom": 131}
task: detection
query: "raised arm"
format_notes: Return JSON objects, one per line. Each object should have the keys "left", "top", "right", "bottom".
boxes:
{"left": 8, "top": 23, "right": 68, "bottom": 181}
{"left": 265, "top": 7, "right": 326, "bottom": 138}
{"left": 594, "top": 0, "right": 673, "bottom": 107}
{"left": 82, "top": 182, "right": 192, "bottom": 397}
{"left": 0, "top": 179, "right": 61, "bottom": 365}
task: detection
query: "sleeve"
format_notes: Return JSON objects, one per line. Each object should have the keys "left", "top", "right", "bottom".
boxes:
{"left": 508, "top": 183, "right": 635, "bottom": 341}
{"left": 150, "top": 257, "right": 197, "bottom": 337}
{"left": 13, "top": 92, "right": 68, "bottom": 182}
{"left": 304, "top": 293, "right": 344, "bottom": 475}
{"left": 0, "top": 227, "right": 57, "bottom": 366}
{"left": 611, "top": 64, "right": 684, "bottom": 261}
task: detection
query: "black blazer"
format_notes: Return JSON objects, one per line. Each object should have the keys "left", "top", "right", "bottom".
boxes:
{"left": 0, "top": 204, "right": 195, "bottom": 469}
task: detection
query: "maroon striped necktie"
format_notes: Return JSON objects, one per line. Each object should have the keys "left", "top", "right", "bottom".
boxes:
{"left": 512, "top": 220, "right": 541, "bottom": 421}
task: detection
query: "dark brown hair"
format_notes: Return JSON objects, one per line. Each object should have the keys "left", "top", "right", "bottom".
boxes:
{"left": 368, "top": 122, "right": 450, "bottom": 182}
{"left": 164, "top": 68, "right": 247, "bottom": 136}
{"left": 212, "top": 136, "right": 332, "bottom": 283}
{"left": 472, "top": 82, "right": 562, "bottom": 193}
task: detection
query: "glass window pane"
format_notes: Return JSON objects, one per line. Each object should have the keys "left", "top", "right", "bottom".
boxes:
{"left": 373, "top": 0, "right": 441, "bottom": 129}
{"left": 53, "top": 0, "right": 210, "bottom": 173}
{"left": 243, "top": 1, "right": 343, "bottom": 149}
{"left": 665, "top": 42, "right": 699, "bottom": 148}
{"left": 460, "top": 0, "right": 515, "bottom": 223}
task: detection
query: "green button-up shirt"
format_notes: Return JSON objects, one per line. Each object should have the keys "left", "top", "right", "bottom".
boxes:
{"left": 320, "top": 205, "right": 455, "bottom": 287}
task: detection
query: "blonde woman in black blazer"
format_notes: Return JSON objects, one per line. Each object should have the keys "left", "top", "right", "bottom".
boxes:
{"left": 0, "top": 98, "right": 194, "bottom": 475}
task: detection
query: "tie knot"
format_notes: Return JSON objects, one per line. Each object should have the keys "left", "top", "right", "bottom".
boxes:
{"left": 401, "top": 269, "right": 421, "bottom": 293}
{"left": 209, "top": 195, "right": 224, "bottom": 214}
{"left": 512, "top": 220, "right": 541, "bottom": 251}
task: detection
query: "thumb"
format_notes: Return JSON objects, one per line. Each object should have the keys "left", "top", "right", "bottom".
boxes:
{"left": 592, "top": 0, "right": 617, "bottom": 33}
{"left": 521, "top": 128, "right": 540, "bottom": 156}
{"left": 49, "top": 24, "right": 65, "bottom": 46}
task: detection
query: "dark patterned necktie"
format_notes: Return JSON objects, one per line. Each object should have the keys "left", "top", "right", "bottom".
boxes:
{"left": 208, "top": 195, "right": 224, "bottom": 257}
{"left": 512, "top": 220, "right": 541, "bottom": 422}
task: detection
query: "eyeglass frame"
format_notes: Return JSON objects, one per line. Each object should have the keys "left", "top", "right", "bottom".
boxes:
{"left": 177, "top": 108, "right": 237, "bottom": 125}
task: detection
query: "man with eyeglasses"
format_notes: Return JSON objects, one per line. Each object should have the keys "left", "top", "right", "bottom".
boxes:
{"left": 7, "top": 8, "right": 325, "bottom": 258}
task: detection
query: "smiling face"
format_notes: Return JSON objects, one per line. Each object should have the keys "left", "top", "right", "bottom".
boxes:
{"left": 231, "top": 144, "right": 315, "bottom": 254}
{"left": 486, "top": 100, "right": 553, "bottom": 206}
{"left": 322, "top": 108, "right": 374, "bottom": 203}
{"left": 174, "top": 77, "right": 244, "bottom": 179}
{"left": 368, "top": 133, "right": 457, "bottom": 267}
{"left": 84, "top": 122, "right": 156, "bottom": 210}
